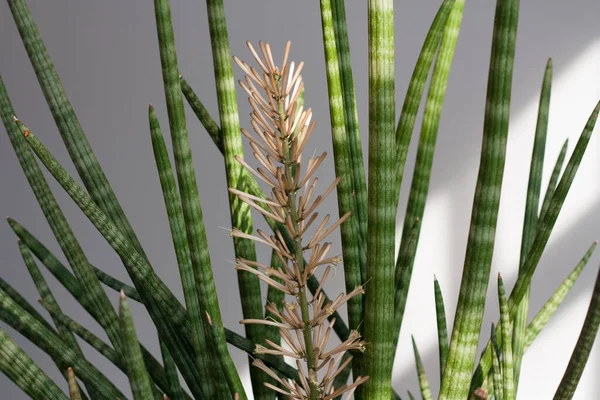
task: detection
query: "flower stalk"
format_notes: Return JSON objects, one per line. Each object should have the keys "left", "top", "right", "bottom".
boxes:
{"left": 231, "top": 41, "right": 367, "bottom": 400}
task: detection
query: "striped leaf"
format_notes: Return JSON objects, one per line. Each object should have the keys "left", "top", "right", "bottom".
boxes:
{"left": 154, "top": 0, "right": 243, "bottom": 397}
{"left": 439, "top": 2, "right": 519, "bottom": 398}
{"left": 1, "top": 76, "right": 122, "bottom": 353}
{"left": 411, "top": 336, "right": 433, "bottom": 400}
{"left": 362, "top": 0, "right": 396, "bottom": 398}
{"left": 20, "top": 124, "right": 204, "bottom": 398}
{"left": 331, "top": 0, "right": 368, "bottom": 277}
{"left": 204, "top": 0, "right": 265, "bottom": 397}
{"left": 434, "top": 276, "right": 449, "bottom": 382}
{"left": 18, "top": 241, "right": 94, "bottom": 398}
{"left": 149, "top": 104, "right": 223, "bottom": 397}
{"left": 0, "top": 327, "right": 68, "bottom": 400}
{"left": 7, "top": 0, "right": 147, "bottom": 258}
{"left": 0, "top": 289, "right": 126, "bottom": 399}
{"left": 553, "top": 266, "right": 600, "bottom": 399}
{"left": 19, "top": 220, "right": 293, "bottom": 384}
{"left": 490, "top": 324, "right": 503, "bottom": 400}
{"left": 320, "top": 0, "right": 365, "bottom": 381}
{"left": 120, "top": 293, "right": 156, "bottom": 400}
{"left": 394, "top": 0, "right": 464, "bottom": 349}
{"left": 539, "top": 139, "right": 568, "bottom": 223}
{"left": 498, "top": 275, "right": 514, "bottom": 400}
{"left": 160, "top": 340, "right": 185, "bottom": 400}
{"left": 92, "top": 265, "right": 142, "bottom": 302}
{"left": 525, "top": 242, "right": 596, "bottom": 348}
{"left": 509, "top": 101, "right": 600, "bottom": 313}
{"left": 39, "top": 299, "right": 176, "bottom": 400}
{"left": 394, "top": 0, "right": 456, "bottom": 203}
{"left": 40, "top": 301, "right": 189, "bottom": 399}
{"left": 512, "top": 59, "right": 553, "bottom": 390}
{"left": 470, "top": 242, "right": 596, "bottom": 393}
{"left": 180, "top": 76, "right": 222, "bottom": 150}
{"left": 0, "top": 276, "right": 53, "bottom": 333}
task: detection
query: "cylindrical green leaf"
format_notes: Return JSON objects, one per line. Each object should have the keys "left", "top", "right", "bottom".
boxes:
{"left": 120, "top": 293, "right": 155, "bottom": 400}
{"left": 440, "top": 2, "right": 519, "bottom": 398}
{"left": 0, "top": 327, "right": 68, "bottom": 400}
{"left": 362, "top": 0, "right": 396, "bottom": 398}
{"left": 553, "top": 266, "right": 600, "bottom": 400}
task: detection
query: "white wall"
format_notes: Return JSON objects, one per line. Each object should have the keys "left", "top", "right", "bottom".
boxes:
{"left": 1, "top": 1, "right": 598, "bottom": 398}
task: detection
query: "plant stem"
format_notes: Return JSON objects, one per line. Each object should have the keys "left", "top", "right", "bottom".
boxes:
{"left": 278, "top": 90, "right": 318, "bottom": 400}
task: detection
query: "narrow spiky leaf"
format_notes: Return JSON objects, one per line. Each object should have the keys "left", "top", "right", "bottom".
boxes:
{"left": 526, "top": 242, "right": 596, "bottom": 348}
{"left": 205, "top": 0, "right": 265, "bottom": 396}
{"left": 0, "top": 289, "right": 125, "bottom": 399}
{"left": 20, "top": 124, "right": 204, "bottom": 398}
{"left": 39, "top": 300, "right": 189, "bottom": 400}
{"left": 154, "top": 0, "right": 242, "bottom": 396}
{"left": 470, "top": 242, "right": 596, "bottom": 393}
{"left": 18, "top": 241, "right": 94, "bottom": 397}
{"left": 1, "top": 77, "right": 122, "bottom": 352}
{"left": 394, "top": 0, "right": 456, "bottom": 203}
{"left": 320, "top": 0, "right": 365, "bottom": 380}
{"left": 160, "top": 340, "right": 185, "bottom": 400}
{"left": 0, "top": 327, "right": 68, "bottom": 400}
{"left": 120, "top": 293, "right": 155, "bottom": 400}
{"left": 149, "top": 104, "right": 222, "bottom": 396}
{"left": 553, "top": 266, "right": 600, "bottom": 400}
{"left": 440, "top": 2, "right": 519, "bottom": 398}
{"left": 434, "top": 277, "right": 449, "bottom": 382}
{"left": 412, "top": 336, "right": 433, "bottom": 400}
{"left": 18, "top": 242, "right": 79, "bottom": 352}
{"left": 509, "top": 101, "right": 600, "bottom": 312}
{"left": 331, "top": 0, "right": 368, "bottom": 273}
{"left": 7, "top": 0, "right": 147, "bottom": 258}
{"left": 498, "top": 275, "right": 514, "bottom": 400}
{"left": 180, "top": 76, "right": 222, "bottom": 150}
{"left": 539, "top": 139, "right": 568, "bottom": 223}
{"left": 512, "top": 59, "right": 553, "bottom": 390}
{"left": 490, "top": 324, "right": 503, "bottom": 400}
{"left": 92, "top": 265, "right": 142, "bottom": 302}
{"left": 394, "top": 217, "right": 420, "bottom": 346}
{"left": 0, "top": 276, "right": 52, "bottom": 332}
{"left": 394, "top": 0, "right": 464, "bottom": 350}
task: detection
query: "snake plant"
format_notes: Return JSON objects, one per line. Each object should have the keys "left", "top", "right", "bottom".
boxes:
{"left": 1, "top": 0, "right": 599, "bottom": 399}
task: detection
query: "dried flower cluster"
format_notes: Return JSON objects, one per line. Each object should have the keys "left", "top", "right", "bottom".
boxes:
{"left": 230, "top": 41, "right": 367, "bottom": 400}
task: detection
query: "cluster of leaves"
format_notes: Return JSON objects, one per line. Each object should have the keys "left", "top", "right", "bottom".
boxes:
{"left": 0, "top": 0, "right": 599, "bottom": 399}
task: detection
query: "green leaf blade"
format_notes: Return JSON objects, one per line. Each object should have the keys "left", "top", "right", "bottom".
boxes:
{"left": 320, "top": 0, "right": 365, "bottom": 381}
{"left": 394, "top": 0, "right": 464, "bottom": 350}
{"left": 362, "top": 0, "right": 396, "bottom": 398}
{"left": 498, "top": 275, "right": 514, "bottom": 400}
{"left": 394, "top": 0, "right": 456, "bottom": 203}
{"left": 149, "top": 104, "right": 221, "bottom": 397}
{"left": 120, "top": 293, "right": 155, "bottom": 400}
{"left": 553, "top": 266, "right": 600, "bottom": 400}
{"left": 0, "top": 327, "right": 69, "bottom": 400}
{"left": 512, "top": 59, "right": 553, "bottom": 390}
{"left": 440, "top": 1, "right": 520, "bottom": 398}
{"left": 154, "top": 0, "right": 242, "bottom": 396}
{"left": 411, "top": 336, "right": 433, "bottom": 400}
{"left": 434, "top": 277, "right": 449, "bottom": 382}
